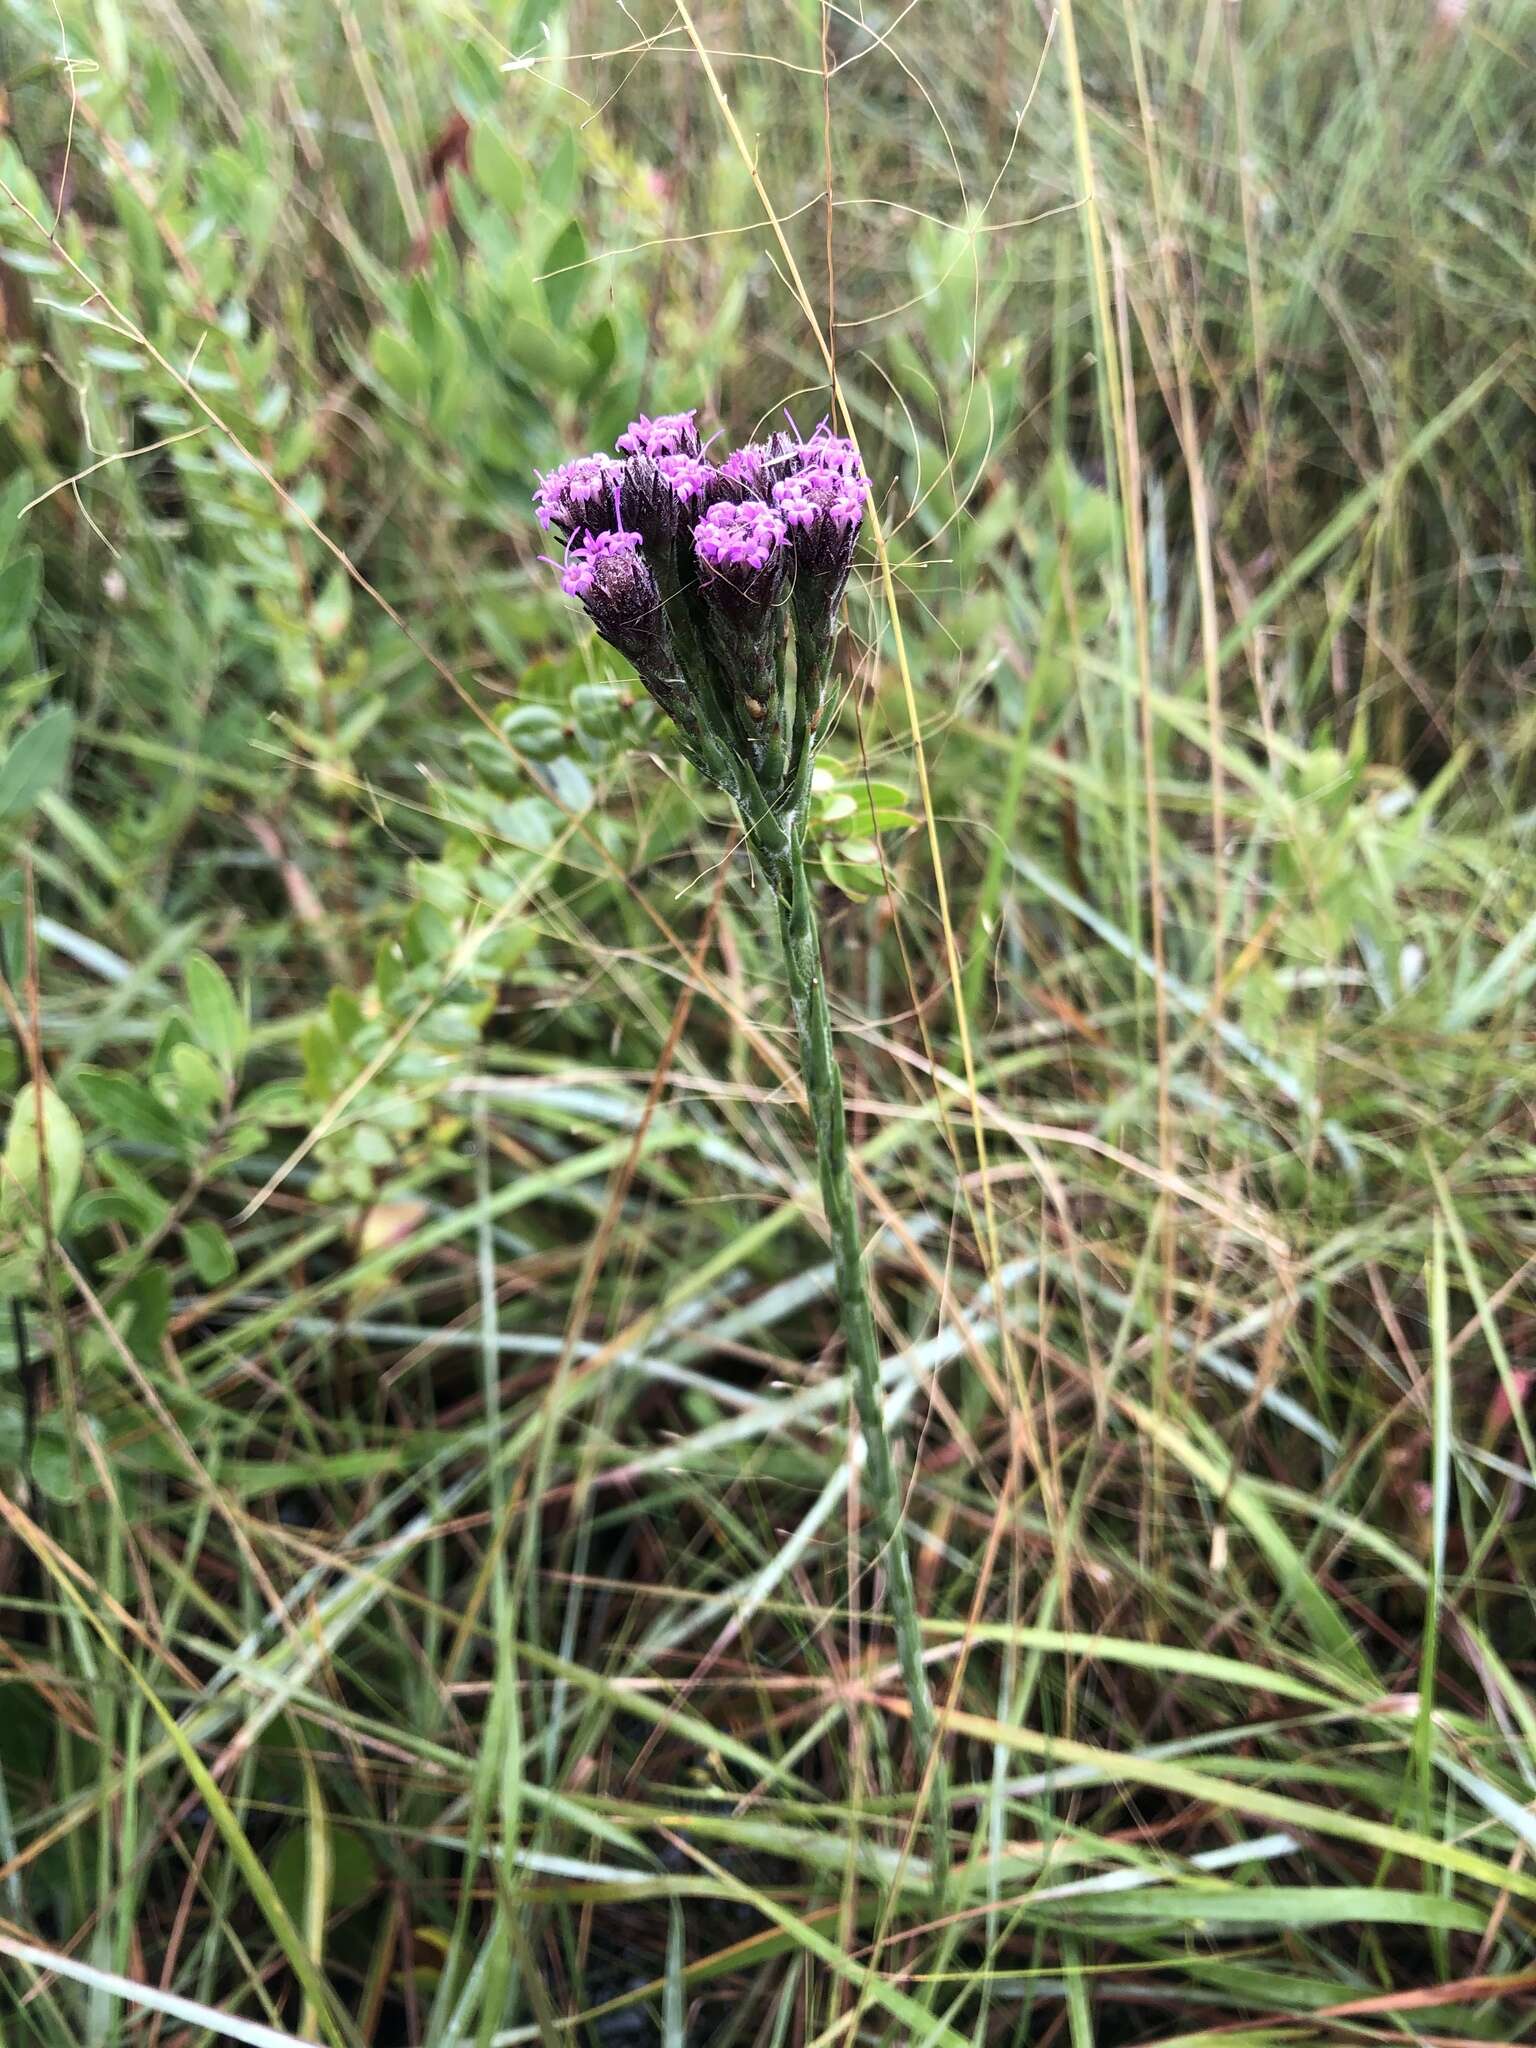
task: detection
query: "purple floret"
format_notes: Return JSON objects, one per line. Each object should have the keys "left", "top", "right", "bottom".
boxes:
{"left": 719, "top": 421, "right": 866, "bottom": 502}
{"left": 535, "top": 454, "right": 621, "bottom": 536}
{"left": 656, "top": 451, "right": 714, "bottom": 505}
{"left": 692, "top": 498, "right": 789, "bottom": 640}
{"left": 717, "top": 432, "right": 799, "bottom": 498}
{"left": 800, "top": 425, "right": 863, "bottom": 473}
{"left": 772, "top": 463, "right": 868, "bottom": 532}
{"left": 615, "top": 409, "right": 701, "bottom": 460}
{"left": 694, "top": 498, "right": 787, "bottom": 571}
{"left": 560, "top": 526, "right": 645, "bottom": 599}
{"left": 718, "top": 441, "right": 767, "bottom": 489}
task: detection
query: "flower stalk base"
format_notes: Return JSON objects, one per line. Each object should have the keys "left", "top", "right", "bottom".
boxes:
{"left": 773, "top": 832, "right": 949, "bottom": 1894}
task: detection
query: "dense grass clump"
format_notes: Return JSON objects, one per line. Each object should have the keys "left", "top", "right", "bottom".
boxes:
{"left": 0, "top": 3, "right": 1533, "bottom": 2044}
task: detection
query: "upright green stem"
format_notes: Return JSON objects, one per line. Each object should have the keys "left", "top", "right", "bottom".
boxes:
{"left": 773, "top": 835, "right": 949, "bottom": 1891}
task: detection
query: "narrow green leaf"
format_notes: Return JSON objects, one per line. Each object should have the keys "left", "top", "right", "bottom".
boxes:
{"left": 909, "top": 1700, "right": 1536, "bottom": 1903}
{"left": 185, "top": 950, "right": 246, "bottom": 1071}
{"left": 74, "top": 1067, "right": 186, "bottom": 1151}
{"left": 183, "top": 1219, "right": 237, "bottom": 1286}
{"left": 1, "top": 1081, "right": 83, "bottom": 1231}
{"left": 468, "top": 129, "right": 523, "bottom": 216}
{"left": 1054, "top": 1884, "right": 1482, "bottom": 1932}
{"left": 0, "top": 705, "right": 73, "bottom": 823}
{"left": 541, "top": 219, "right": 586, "bottom": 328}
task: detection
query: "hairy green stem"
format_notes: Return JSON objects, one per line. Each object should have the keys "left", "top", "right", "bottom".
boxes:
{"left": 773, "top": 835, "right": 949, "bottom": 1891}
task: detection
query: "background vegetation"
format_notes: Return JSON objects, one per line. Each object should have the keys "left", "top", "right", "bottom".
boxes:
{"left": 1, "top": 1, "right": 1534, "bottom": 2042}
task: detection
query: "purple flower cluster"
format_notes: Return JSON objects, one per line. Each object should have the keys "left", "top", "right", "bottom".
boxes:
{"left": 656, "top": 451, "right": 713, "bottom": 504}
{"left": 695, "top": 499, "right": 787, "bottom": 571}
{"left": 615, "top": 410, "right": 701, "bottom": 460}
{"left": 534, "top": 453, "right": 621, "bottom": 536}
{"left": 559, "top": 526, "right": 644, "bottom": 601}
{"left": 773, "top": 463, "right": 868, "bottom": 532}
{"left": 717, "top": 433, "right": 796, "bottom": 497}
{"left": 801, "top": 426, "right": 862, "bottom": 473}
{"left": 771, "top": 452, "right": 867, "bottom": 639}
{"left": 692, "top": 498, "right": 788, "bottom": 640}
{"left": 538, "top": 406, "right": 869, "bottom": 773}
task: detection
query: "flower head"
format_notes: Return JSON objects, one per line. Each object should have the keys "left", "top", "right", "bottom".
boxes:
{"left": 536, "top": 411, "right": 871, "bottom": 785}
{"left": 695, "top": 498, "right": 787, "bottom": 572}
{"left": 615, "top": 450, "right": 721, "bottom": 560}
{"left": 534, "top": 454, "right": 622, "bottom": 536}
{"left": 615, "top": 409, "right": 701, "bottom": 460}
{"left": 717, "top": 432, "right": 800, "bottom": 499}
{"left": 692, "top": 497, "right": 789, "bottom": 642}
{"left": 615, "top": 456, "right": 678, "bottom": 556}
{"left": 655, "top": 451, "right": 715, "bottom": 505}
{"left": 773, "top": 458, "right": 868, "bottom": 651}
{"left": 719, "top": 420, "right": 864, "bottom": 497}
{"left": 557, "top": 527, "right": 681, "bottom": 715}
{"left": 773, "top": 462, "right": 868, "bottom": 533}
{"left": 800, "top": 426, "right": 862, "bottom": 474}
{"left": 559, "top": 525, "right": 644, "bottom": 601}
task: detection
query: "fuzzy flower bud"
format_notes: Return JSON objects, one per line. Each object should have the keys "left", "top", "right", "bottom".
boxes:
{"left": 617, "top": 455, "right": 681, "bottom": 555}
{"left": 534, "top": 454, "right": 622, "bottom": 537}
{"left": 615, "top": 409, "right": 701, "bottom": 460}
{"left": 558, "top": 528, "right": 685, "bottom": 721}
